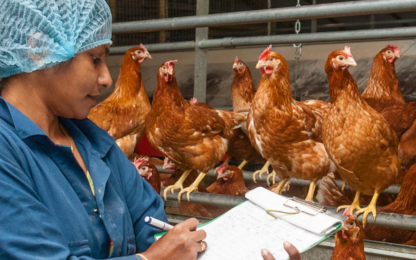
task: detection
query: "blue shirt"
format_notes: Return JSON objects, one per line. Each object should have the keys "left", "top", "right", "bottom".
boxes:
{"left": 0, "top": 97, "right": 167, "bottom": 259}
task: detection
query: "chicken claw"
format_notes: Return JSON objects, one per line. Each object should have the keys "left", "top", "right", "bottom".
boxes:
{"left": 266, "top": 170, "right": 277, "bottom": 186}
{"left": 355, "top": 191, "right": 380, "bottom": 227}
{"left": 163, "top": 169, "right": 192, "bottom": 200}
{"left": 337, "top": 191, "right": 362, "bottom": 216}
{"left": 271, "top": 178, "right": 290, "bottom": 194}
{"left": 178, "top": 172, "right": 207, "bottom": 202}
{"left": 252, "top": 161, "right": 270, "bottom": 183}
{"left": 214, "top": 158, "right": 231, "bottom": 174}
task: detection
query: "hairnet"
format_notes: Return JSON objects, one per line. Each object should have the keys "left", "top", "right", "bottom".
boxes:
{"left": 0, "top": 0, "right": 113, "bottom": 79}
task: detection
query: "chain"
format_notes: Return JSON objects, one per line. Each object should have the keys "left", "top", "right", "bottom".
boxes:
{"left": 293, "top": 0, "right": 302, "bottom": 101}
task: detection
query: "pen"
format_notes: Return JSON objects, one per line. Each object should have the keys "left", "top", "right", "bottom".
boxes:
{"left": 145, "top": 216, "right": 174, "bottom": 231}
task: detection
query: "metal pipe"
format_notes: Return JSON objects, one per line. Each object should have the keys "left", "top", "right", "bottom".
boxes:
{"left": 156, "top": 165, "right": 401, "bottom": 195}
{"left": 112, "top": 0, "right": 416, "bottom": 34}
{"left": 199, "top": 26, "right": 416, "bottom": 49}
{"left": 162, "top": 189, "right": 416, "bottom": 231}
{"left": 109, "top": 41, "right": 195, "bottom": 55}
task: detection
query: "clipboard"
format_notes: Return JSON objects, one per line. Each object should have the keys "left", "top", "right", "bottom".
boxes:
{"left": 266, "top": 196, "right": 327, "bottom": 218}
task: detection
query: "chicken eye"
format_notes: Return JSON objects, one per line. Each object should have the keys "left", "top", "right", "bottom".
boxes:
{"left": 162, "top": 66, "right": 166, "bottom": 70}
{"left": 268, "top": 57, "right": 274, "bottom": 61}
{"left": 338, "top": 56, "right": 344, "bottom": 61}
{"left": 136, "top": 50, "right": 142, "bottom": 54}
{"left": 386, "top": 50, "right": 392, "bottom": 54}
{"left": 239, "top": 62, "right": 243, "bottom": 66}
{"left": 348, "top": 221, "right": 354, "bottom": 227}
{"left": 225, "top": 170, "right": 230, "bottom": 173}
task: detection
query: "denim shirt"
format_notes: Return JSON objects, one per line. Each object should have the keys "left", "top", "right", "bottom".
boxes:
{"left": 0, "top": 97, "right": 167, "bottom": 259}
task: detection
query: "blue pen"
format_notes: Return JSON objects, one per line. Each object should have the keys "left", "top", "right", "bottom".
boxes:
{"left": 145, "top": 216, "right": 174, "bottom": 231}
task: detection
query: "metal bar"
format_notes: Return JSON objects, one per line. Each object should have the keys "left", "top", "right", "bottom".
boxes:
{"left": 112, "top": 0, "right": 416, "bottom": 34}
{"left": 193, "top": 0, "right": 209, "bottom": 103}
{"left": 162, "top": 189, "right": 416, "bottom": 231}
{"left": 109, "top": 41, "right": 195, "bottom": 55}
{"left": 199, "top": 27, "right": 416, "bottom": 49}
{"left": 311, "top": 0, "right": 317, "bottom": 33}
{"left": 156, "top": 165, "right": 401, "bottom": 195}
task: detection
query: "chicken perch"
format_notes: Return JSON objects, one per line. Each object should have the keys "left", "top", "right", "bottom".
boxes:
{"left": 145, "top": 60, "right": 246, "bottom": 201}
{"left": 323, "top": 46, "right": 400, "bottom": 226}
{"left": 247, "top": 45, "right": 334, "bottom": 201}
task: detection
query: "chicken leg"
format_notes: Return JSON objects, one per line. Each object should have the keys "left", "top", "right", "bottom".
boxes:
{"left": 178, "top": 172, "right": 206, "bottom": 202}
{"left": 305, "top": 179, "right": 318, "bottom": 202}
{"left": 163, "top": 169, "right": 192, "bottom": 200}
{"left": 271, "top": 178, "right": 290, "bottom": 194}
{"left": 252, "top": 161, "right": 270, "bottom": 183}
{"left": 266, "top": 170, "right": 277, "bottom": 186}
{"left": 214, "top": 157, "right": 231, "bottom": 173}
{"left": 356, "top": 191, "right": 379, "bottom": 227}
{"left": 238, "top": 160, "right": 248, "bottom": 170}
{"left": 337, "top": 191, "right": 362, "bottom": 216}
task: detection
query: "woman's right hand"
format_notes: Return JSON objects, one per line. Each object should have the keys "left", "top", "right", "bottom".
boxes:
{"left": 139, "top": 218, "right": 207, "bottom": 260}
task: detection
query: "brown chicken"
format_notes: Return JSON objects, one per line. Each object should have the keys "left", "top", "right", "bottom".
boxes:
{"left": 364, "top": 164, "right": 416, "bottom": 246}
{"left": 145, "top": 60, "right": 246, "bottom": 201}
{"left": 163, "top": 158, "right": 228, "bottom": 218}
{"left": 247, "top": 45, "right": 334, "bottom": 201}
{"left": 207, "top": 164, "right": 248, "bottom": 196}
{"left": 88, "top": 44, "right": 152, "bottom": 157}
{"left": 323, "top": 46, "right": 400, "bottom": 226}
{"left": 362, "top": 45, "right": 404, "bottom": 113}
{"left": 331, "top": 208, "right": 366, "bottom": 260}
{"left": 133, "top": 157, "right": 161, "bottom": 193}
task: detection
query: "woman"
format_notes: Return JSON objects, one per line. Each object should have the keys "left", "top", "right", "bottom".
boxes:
{"left": 0, "top": 1, "right": 300, "bottom": 259}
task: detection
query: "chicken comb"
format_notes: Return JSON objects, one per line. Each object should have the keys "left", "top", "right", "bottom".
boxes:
{"left": 343, "top": 46, "right": 353, "bottom": 57}
{"left": 259, "top": 45, "right": 272, "bottom": 61}
{"left": 133, "top": 157, "right": 149, "bottom": 168}
{"left": 386, "top": 44, "right": 400, "bottom": 54}
{"left": 167, "top": 60, "right": 178, "bottom": 69}
{"left": 139, "top": 43, "right": 148, "bottom": 53}
{"left": 217, "top": 163, "right": 228, "bottom": 174}
{"left": 342, "top": 207, "right": 351, "bottom": 217}
{"left": 190, "top": 97, "right": 198, "bottom": 105}
{"left": 234, "top": 56, "right": 239, "bottom": 64}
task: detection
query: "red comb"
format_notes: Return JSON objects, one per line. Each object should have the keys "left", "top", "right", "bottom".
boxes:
{"left": 259, "top": 45, "right": 272, "bottom": 61}
{"left": 167, "top": 60, "right": 178, "bottom": 68}
{"left": 387, "top": 44, "right": 400, "bottom": 54}
{"left": 134, "top": 157, "right": 149, "bottom": 168}
{"left": 190, "top": 97, "right": 198, "bottom": 105}
{"left": 139, "top": 43, "right": 148, "bottom": 53}
{"left": 344, "top": 46, "right": 353, "bottom": 57}
{"left": 234, "top": 56, "right": 239, "bottom": 64}
{"left": 217, "top": 163, "right": 228, "bottom": 174}
{"left": 342, "top": 207, "right": 351, "bottom": 217}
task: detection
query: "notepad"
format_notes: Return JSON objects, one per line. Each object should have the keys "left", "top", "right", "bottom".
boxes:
{"left": 156, "top": 187, "right": 343, "bottom": 260}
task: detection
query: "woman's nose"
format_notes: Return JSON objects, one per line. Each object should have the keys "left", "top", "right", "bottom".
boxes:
{"left": 98, "top": 64, "right": 113, "bottom": 88}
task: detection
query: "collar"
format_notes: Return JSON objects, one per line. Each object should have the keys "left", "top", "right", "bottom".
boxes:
{"left": 0, "top": 97, "right": 115, "bottom": 158}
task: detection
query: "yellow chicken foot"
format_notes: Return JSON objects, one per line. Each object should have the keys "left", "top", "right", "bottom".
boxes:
{"left": 305, "top": 179, "right": 318, "bottom": 202}
{"left": 163, "top": 169, "right": 192, "bottom": 200}
{"left": 271, "top": 178, "right": 290, "bottom": 194}
{"left": 178, "top": 172, "right": 207, "bottom": 202}
{"left": 238, "top": 160, "right": 248, "bottom": 170}
{"left": 356, "top": 191, "right": 379, "bottom": 228}
{"left": 266, "top": 170, "right": 277, "bottom": 186}
{"left": 337, "top": 191, "right": 362, "bottom": 216}
{"left": 214, "top": 157, "right": 231, "bottom": 174}
{"left": 252, "top": 161, "right": 270, "bottom": 183}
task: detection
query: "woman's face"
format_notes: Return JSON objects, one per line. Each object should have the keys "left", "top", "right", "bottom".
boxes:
{"left": 40, "top": 44, "right": 112, "bottom": 119}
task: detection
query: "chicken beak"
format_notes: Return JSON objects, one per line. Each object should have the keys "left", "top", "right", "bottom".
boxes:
{"left": 255, "top": 60, "right": 265, "bottom": 70}
{"left": 162, "top": 163, "right": 169, "bottom": 170}
{"left": 167, "top": 68, "right": 174, "bottom": 76}
{"left": 233, "top": 63, "right": 238, "bottom": 69}
{"left": 347, "top": 57, "right": 357, "bottom": 67}
{"left": 145, "top": 52, "right": 153, "bottom": 60}
{"left": 395, "top": 53, "right": 401, "bottom": 59}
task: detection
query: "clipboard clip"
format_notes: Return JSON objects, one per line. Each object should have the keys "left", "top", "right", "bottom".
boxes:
{"left": 266, "top": 197, "right": 326, "bottom": 219}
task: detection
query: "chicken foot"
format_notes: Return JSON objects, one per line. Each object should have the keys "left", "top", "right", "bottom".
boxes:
{"left": 163, "top": 169, "right": 192, "bottom": 200}
{"left": 214, "top": 157, "right": 231, "bottom": 173}
{"left": 238, "top": 160, "right": 248, "bottom": 170}
{"left": 252, "top": 161, "right": 270, "bottom": 183}
{"left": 271, "top": 178, "right": 290, "bottom": 194}
{"left": 337, "top": 191, "right": 362, "bottom": 216}
{"left": 266, "top": 170, "right": 277, "bottom": 186}
{"left": 178, "top": 172, "right": 206, "bottom": 202}
{"left": 356, "top": 191, "right": 380, "bottom": 227}
{"left": 305, "top": 179, "right": 318, "bottom": 202}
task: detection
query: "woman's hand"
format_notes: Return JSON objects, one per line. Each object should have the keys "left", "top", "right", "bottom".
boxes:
{"left": 139, "top": 218, "right": 207, "bottom": 260}
{"left": 261, "top": 242, "right": 301, "bottom": 260}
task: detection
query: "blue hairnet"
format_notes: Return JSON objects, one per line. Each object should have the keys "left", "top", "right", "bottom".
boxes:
{"left": 0, "top": 0, "right": 113, "bottom": 78}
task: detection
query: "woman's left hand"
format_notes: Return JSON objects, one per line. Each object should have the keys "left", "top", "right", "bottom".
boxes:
{"left": 261, "top": 242, "right": 301, "bottom": 260}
